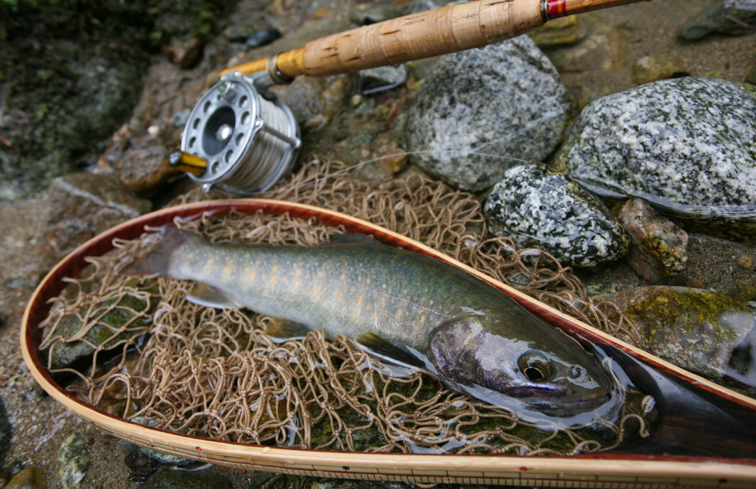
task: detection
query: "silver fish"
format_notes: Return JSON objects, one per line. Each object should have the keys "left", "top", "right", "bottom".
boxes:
{"left": 123, "top": 227, "right": 622, "bottom": 426}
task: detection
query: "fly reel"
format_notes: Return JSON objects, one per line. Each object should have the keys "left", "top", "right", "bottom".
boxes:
{"left": 171, "top": 70, "right": 301, "bottom": 195}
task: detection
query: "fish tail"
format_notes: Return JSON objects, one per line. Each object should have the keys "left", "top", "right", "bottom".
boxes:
{"left": 121, "top": 226, "right": 197, "bottom": 278}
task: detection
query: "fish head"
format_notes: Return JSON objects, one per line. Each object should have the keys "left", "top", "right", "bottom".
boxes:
{"left": 427, "top": 310, "right": 618, "bottom": 421}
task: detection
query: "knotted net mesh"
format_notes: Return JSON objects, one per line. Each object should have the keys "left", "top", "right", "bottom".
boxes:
{"left": 38, "top": 156, "right": 653, "bottom": 456}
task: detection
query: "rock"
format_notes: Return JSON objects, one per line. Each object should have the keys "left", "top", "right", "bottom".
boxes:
{"left": 615, "top": 199, "right": 688, "bottom": 283}
{"left": 553, "top": 77, "right": 756, "bottom": 244}
{"left": 0, "top": 396, "right": 9, "bottom": 467}
{"left": 245, "top": 27, "right": 283, "bottom": 49}
{"left": 406, "top": 35, "right": 572, "bottom": 192}
{"left": 172, "top": 109, "right": 192, "bottom": 128}
{"left": 746, "top": 63, "right": 756, "bottom": 85}
{"left": 379, "top": 148, "right": 408, "bottom": 175}
{"left": 142, "top": 465, "right": 233, "bottom": 489}
{"left": 663, "top": 234, "right": 756, "bottom": 301}
{"left": 223, "top": 23, "right": 259, "bottom": 42}
{"left": 6, "top": 467, "right": 46, "bottom": 489}
{"left": 349, "top": 5, "right": 402, "bottom": 25}
{"left": 122, "top": 417, "right": 194, "bottom": 466}
{"left": 604, "top": 286, "right": 755, "bottom": 378}
{"left": 356, "top": 65, "right": 407, "bottom": 94}
{"left": 484, "top": 163, "right": 630, "bottom": 268}
{"left": 632, "top": 55, "right": 687, "bottom": 85}
{"left": 270, "top": 75, "right": 350, "bottom": 132}
{"left": 44, "top": 173, "right": 152, "bottom": 255}
{"left": 162, "top": 36, "right": 204, "bottom": 69}
{"left": 115, "top": 140, "right": 183, "bottom": 194}
{"left": 678, "top": 0, "right": 756, "bottom": 40}
{"left": 528, "top": 15, "right": 587, "bottom": 48}
{"left": 46, "top": 283, "right": 157, "bottom": 371}
{"left": 58, "top": 433, "right": 90, "bottom": 489}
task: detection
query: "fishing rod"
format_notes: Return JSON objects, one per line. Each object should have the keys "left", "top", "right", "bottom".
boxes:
{"left": 169, "top": 0, "right": 650, "bottom": 195}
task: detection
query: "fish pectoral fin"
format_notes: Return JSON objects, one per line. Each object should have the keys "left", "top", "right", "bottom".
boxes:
{"left": 263, "top": 317, "right": 311, "bottom": 342}
{"left": 355, "top": 332, "right": 426, "bottom": 371}
{"left": 186, "top": 283, "right": 242, "bottom": 309}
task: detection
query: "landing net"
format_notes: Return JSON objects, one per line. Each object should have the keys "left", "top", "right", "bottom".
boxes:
{"left": 38, "top": 156, "right": 652, "bottom": 456}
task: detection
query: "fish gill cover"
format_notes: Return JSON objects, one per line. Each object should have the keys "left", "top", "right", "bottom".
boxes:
{"left": 37, "top": 156, "right": 654, "bottom": 456}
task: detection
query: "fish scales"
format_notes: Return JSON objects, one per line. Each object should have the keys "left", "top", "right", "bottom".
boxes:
{"left": 174, "top": 235, "right": 491, "bottom": 350}
{"left": 124, "top": 227, "right": 623, "bottom": 425}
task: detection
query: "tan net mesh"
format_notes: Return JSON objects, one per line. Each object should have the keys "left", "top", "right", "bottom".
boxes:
{"left": 39, "top": 156, "right": 652, "bottom": 456}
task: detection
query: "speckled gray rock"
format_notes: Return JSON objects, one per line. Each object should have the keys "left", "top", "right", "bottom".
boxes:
{"left": 678, "top": 0, "right": 756, "bottom": 40}
{"left": 614, "top": 199, "right": 689, "bottom": 283}
{"left": 406, "top": 36, "right": 572, "bottom": 192}
{"left": 604, "top": 286, "right": 755, "bottom": 378}
{"left": 484, "top": 163, "right": 630, "bottom": 268}
{"left": 58, "top": 433, "right": 90, "bottom": 489}
{"left": 553, "top": 77, "right": 756, "bottom": 243}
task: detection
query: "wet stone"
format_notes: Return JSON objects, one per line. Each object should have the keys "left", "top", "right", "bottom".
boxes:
{"left": 58, "top": 433, "right": 90, "bottom": 489}
{"left": 678, "top": 0, "right": 756, "bottom": 40}
{"left": 47, "top": 285, "right": 156, "bottom": 371}
{"left": 355, "top": 65, "right": 407, "bottom": 94}
{"left": 222, "top": 23, "right": 259, "bottom": 42}
{"left": 0, "top": 396, "right": 9, "bottom": 467}
{"left": 245, "top": 27, "right": 283, "bottom": 49}
{"left": 141, "top": 465, "right": 232, "bottom": 489}
{"left": 604, "top": 286, "right": 756, "bottom": 378}
{"left": 614, "top": 198, "right": 689, "bottom": 283}
{"left": 44, "top": 173, "right": 152, "bottom": 255}
{"left": 270, "top": 75, "right": 350, "bottom": 132}
{"left": 632, "top": 55, "right": 687, "bottom": 85}
{"left": 349, "top": 5, "right": 402, "bottom": 25}
{"left": 6, "top": 467, "right": 46, "bottom": 489}
{"left": 484, "top": 163, "right": 630, "bottom": 268}
{"left": 553, "top": 77, "right": 756, "bottom": 244}
{"left": 122, "top": 417, "right": 194, "bottom": 466}
{"left": 406, "top": 35, "right": 572, "bottom": 192}
{"left": 172, "top": 109, "right": 192, "bottom": 128}
{"left": 115, "top": 139, "right": 184, "bottom": 195}
{"left": 162, "top": 36, "right": 204, "bottom": 69}
{"left": 528, "top": 15, "right": 587, "bottom": 48}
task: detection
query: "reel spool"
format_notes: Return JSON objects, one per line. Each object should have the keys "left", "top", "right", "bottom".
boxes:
{"left": 175, "top": 71, "right": 301, "bottom": 195}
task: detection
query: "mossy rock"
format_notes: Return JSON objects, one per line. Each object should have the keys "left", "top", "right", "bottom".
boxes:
{"left": 47, "top": 281, "right": 159, "bottom": 371}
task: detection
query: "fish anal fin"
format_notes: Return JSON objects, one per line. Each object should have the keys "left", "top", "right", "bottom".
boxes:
{"left": 187, "top": 283, "right": 241, "bottom": 309}
{"left": 263, "top": 317, "right": 311, "bottom": 342}
{"left": 356, "top": 332, "right": 425, "bottom": 371}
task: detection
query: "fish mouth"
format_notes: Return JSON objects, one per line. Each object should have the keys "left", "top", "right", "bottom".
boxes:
{"left": 526, "top": 392, "right": 613, "bottom": 418}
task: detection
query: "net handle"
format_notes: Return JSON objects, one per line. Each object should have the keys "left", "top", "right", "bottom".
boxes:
{"left": 216, "top": 0, "right": 649, "bottom": 81}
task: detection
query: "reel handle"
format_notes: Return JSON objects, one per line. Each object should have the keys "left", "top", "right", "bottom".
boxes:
{"left": 215, "top": 0, "right": 649, "bottom": 83}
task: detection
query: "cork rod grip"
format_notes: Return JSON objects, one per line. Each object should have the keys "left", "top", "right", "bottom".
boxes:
{"left": 299, "top": 0, "right": 540, "bottom": 77}
{"left": 217, "top": 0, "right": 651, "bottom": 81}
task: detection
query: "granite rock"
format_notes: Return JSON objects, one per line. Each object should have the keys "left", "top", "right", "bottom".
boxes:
{"left": 45, "top": 173, "right": 152, "bottom": 255}
{"left": 484, "top": 163, "right": 630, "bottom": 268}
{"left": 58, "top": 433, "right": 90, "bottom": 489}
{"left": 553, "top": 77, "right": 756, "bottom": 243}
{"left": 615, "top": 199, "right": 689, "bottom": 283}
{"left": 678, "top": 0, "right": 756, "bottom": 40}
{"left": 406, "top": 36, "right": 572, "bottom": 192}
{"left": 604, "top": 286, "right": 755, "bottom": 378}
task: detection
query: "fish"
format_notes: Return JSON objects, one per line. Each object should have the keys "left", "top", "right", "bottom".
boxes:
{"left": 123, "top": 226, "right": 622, "bottom": 426}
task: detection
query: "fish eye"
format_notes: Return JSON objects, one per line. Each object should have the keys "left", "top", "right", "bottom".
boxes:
{"left": 517, "top": 350, "right": 553, "bottom": 383}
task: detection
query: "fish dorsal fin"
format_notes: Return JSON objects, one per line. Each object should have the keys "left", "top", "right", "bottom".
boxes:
{"left": 325, "top": 233, "right": 379, "bottom": 246}
{"left": 187, "top": 283, "right": 242, "bottom": 309}
{"left": 355, "top": 332, "right": 426, "bottom": 371}
{"left": 263, "top": 317, "right": 311, "bottom": 343}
